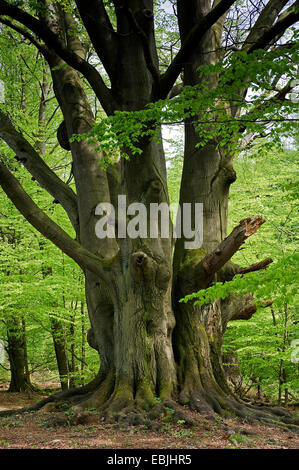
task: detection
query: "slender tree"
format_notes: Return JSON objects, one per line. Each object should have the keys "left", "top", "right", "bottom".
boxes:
{"left": 0, "top": 0, "right": 298, "bottom": 425}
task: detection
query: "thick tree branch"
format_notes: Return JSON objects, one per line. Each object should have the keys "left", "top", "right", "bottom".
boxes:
{"left": 0, "top": 110, "right": 79, "bottom": 233}
{"left": 124, "top": 6, "right": 160, "bottom": 85}
{"left": 0, "top": 0, "right": 117, "bottom": 114}
{"left": 222, "top": 293, "right": 257, "bottom": 323}
{"left": 158, "top": 0, "right": 237, "bottom": 99}
{"left": 166, "top": 82, "right": 184, "bottom": 99}
{"left": 260, "top": 82, "right": 294, "bottom": 106}
{"left": 0, "top": 161, "right": 108, "bottom": 281}
{"left": 74, "top": 0, "right": 118, "bottom": 81}
{"left": 196, "top": 215, "right": 266, "bottom": 286}
{"left": 222, "top": 294, "right": 273, "bottom": 323}
{"left": 217, "top": 255, "right": 273, "bottom": 283}
{"left": 0, "top": 17, "right": 47, "bottom": 54}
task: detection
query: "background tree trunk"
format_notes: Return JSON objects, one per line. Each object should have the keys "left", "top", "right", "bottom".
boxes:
{"left": 7, "top": 316, "right": 31, "bottom": 392}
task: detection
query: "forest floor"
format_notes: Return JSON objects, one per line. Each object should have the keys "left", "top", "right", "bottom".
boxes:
{"left": 0, "top": 385, "right": 298, "bottom": 450}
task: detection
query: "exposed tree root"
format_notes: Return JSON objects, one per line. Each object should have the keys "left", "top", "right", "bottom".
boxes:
{"left": 1, "top": 375, "right": 298, "bottom": 433}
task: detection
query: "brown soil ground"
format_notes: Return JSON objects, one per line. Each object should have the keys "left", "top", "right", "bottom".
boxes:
{"left": 0, "top": 387, "right": 298, "bottom": 450}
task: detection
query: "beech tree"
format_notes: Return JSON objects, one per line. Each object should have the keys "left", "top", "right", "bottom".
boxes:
{"left": 0, "top": 0, "right": 298, "bottom": 426}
